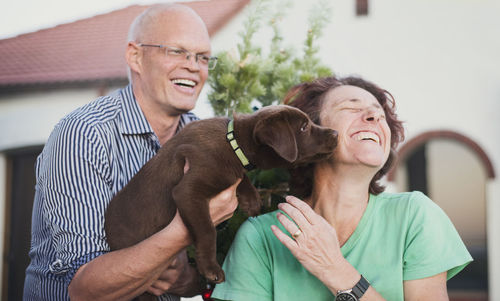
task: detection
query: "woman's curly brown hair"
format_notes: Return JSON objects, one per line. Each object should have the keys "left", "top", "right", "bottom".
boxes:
{"left": 283, "top": 76, "right": 405, "bottom": 198}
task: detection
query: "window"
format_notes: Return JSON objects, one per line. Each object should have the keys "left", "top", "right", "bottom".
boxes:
{"left": 356, "top": 0, "right": 369, "bottom": 16}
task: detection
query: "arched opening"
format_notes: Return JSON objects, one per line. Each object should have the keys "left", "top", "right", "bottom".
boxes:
{"left": 389, "top": 130, "right": 494, "bottom": 300}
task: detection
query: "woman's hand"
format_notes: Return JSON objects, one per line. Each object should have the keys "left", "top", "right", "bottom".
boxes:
{"left": 271, "top": 196, "right": 344, "bottom": 279}
{"left": 271, "top": 196, "right": 360, "bottom": 293}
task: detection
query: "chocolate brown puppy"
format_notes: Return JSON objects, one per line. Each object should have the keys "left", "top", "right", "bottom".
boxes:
{"left": 104, "top": 105, "right": 338, "bottom": 289}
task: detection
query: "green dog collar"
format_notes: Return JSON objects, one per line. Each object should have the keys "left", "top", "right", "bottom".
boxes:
{"left": 226, "top": 120, "right": 255, "bottom": 171}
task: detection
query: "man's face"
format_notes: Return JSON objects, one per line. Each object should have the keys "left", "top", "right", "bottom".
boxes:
{"left": 137, "top": 10, "right": 211, "bottom": 115}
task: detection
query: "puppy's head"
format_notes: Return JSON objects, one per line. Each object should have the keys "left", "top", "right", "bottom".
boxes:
{"left": 253, "top": 105, "right": 337, "bottom": 165}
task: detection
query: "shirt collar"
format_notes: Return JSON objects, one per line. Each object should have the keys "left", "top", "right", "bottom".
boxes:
{"left": 119, "top": 84, "right": 155, "bottom": 135}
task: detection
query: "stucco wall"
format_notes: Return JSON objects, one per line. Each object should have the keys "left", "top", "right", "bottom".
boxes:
{"left": 0, "top": 88, "right": 107, "bottom": 151}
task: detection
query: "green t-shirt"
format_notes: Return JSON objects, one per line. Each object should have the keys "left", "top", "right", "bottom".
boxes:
{"left": 212, "top": 191, "right": 472, "bottom": 301}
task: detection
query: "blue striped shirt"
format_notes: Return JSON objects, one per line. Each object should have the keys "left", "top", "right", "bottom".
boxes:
{"left": 23, "top": 84, "right": 199, "bottom": 300}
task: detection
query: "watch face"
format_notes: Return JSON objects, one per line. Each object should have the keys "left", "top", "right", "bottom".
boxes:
{"left": 336, "top": 292, "right": 357, "bottom": 301}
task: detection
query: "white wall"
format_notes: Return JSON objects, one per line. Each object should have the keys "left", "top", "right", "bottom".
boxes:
{"left": 0, "top": 88, "right": 107, "bottom": 151}
{"left": 487, "top": 178, "right": 500, "bottom": 300}
{"left": 0, "top": 154, "right": 6, "bottom": 296}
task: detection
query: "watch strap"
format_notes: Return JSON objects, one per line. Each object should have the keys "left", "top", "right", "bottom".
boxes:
{"left": 351, "top": 275, "right": 370, "bottom": 299}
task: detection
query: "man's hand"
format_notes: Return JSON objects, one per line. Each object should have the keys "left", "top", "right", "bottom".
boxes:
{"left": 184, "top": 159, "right": 240, "bottom": 226}
{"left": 146, "top": 179, "right": 241, "bottom": 297}
{"left": 147, "top": 250, "right": 202, "bottom": 297}
{"left": 208, "top": 178, "right": 241, "bottom": 226}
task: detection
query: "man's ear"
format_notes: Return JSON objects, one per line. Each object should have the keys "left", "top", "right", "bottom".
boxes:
{"left": 253, "top": 115, "right": 298, "bottom": 162}
{"left": 126, "top": 41, "right": 142, "bottom": 75}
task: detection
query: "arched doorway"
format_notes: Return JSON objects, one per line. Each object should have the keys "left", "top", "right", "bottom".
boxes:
{"left": 388, "top": 130, "right": 495, "bottom": 300}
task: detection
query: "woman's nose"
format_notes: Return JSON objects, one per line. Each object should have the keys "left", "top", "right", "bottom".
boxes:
{"left": 364, "top": 109, "right": 381, "bottom": 122}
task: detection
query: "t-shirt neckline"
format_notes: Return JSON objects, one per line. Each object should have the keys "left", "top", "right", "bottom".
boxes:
{"left": 340, "top": 193, "right": 377, "bottom": 254}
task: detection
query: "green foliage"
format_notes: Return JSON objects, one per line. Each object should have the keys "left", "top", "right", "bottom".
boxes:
{"left": 209, "top": 0, "right": 334, "bottom": 265}
{"left": 208, "top": 0, "right": 333, "bottom": 116}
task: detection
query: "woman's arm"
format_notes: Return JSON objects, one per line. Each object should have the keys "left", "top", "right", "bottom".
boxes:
{"left": 403, "top": 272, "right": 448, "bottom": 301}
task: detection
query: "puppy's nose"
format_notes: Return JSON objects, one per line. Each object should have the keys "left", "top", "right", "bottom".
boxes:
{"left": 328, "top": 129, "right": 338, "bottom": 139}
{"left": 328, "top": 129, "right": 338, "bottom": 146}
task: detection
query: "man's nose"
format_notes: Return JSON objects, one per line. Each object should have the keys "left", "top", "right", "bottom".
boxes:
{"left": 184, "top": 53, "right": 201, "bottom": 71}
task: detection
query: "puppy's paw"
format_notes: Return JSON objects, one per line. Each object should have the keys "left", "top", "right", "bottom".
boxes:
{"left": 239, "top": 191, "right": 261, "bottom": 216}
{"left": 246, "top": 201, "right": 262, "bottom": 217}
{"left": 199, "top": 262, "right": 225, "bottom": 283}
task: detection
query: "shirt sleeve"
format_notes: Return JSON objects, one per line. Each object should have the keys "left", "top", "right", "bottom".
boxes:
{"left": 212, "top": 219, "right": 273, "bottom": 301}
{"left": 40, "top": 117, "right": 112, "bottom": 284}
{"left": 403, "top": 191, "right": 473, "bottom": 281}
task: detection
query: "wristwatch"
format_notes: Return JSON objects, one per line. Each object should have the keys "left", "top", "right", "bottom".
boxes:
{"left": 336, "top": 275, "right": 370, "bottom": 301}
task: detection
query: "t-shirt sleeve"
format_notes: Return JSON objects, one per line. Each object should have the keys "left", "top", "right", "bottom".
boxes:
{"left": 403, "top": 191, "right": 473, "bottom": 281}
{"left": 212, "top": 218, "right": 273, "bottom": 301}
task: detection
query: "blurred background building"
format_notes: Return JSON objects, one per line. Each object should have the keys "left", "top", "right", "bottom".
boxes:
{"left": 0, "top": 0, "right": 498, "bottom": 300}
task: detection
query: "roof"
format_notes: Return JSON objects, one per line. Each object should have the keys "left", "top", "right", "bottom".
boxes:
{"left": 0, "top": 0, "right": 249, "bottom": 91}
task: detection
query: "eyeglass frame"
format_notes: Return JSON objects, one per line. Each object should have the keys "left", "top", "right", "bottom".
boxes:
{"left": 138, "top": 43, "right": 218, "bottom": 70}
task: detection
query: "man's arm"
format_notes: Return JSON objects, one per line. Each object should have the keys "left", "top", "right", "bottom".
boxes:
{"left": 69, "top": 180, "right": 240, "bottom": 301}
{"left": 68, "top": 212, "right": 190, "bottom": 301}
{"left": 147, "top": 250, "right": 203, "bottom": 297}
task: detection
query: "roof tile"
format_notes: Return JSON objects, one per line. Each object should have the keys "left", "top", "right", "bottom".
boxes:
{"left": 0, "top": 0, "right": 249, "bottom": 89}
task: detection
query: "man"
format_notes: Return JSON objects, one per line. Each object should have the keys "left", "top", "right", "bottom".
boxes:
{"left": 23, "top": 4, "right": 239, "bottom": 300}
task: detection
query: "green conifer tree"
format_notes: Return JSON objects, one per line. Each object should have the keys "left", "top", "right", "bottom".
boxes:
{"left": 207, "top": 0, "right": 334, "bottom": 265}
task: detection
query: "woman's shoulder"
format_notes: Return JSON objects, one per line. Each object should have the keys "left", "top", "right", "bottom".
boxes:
{"left": 374, "top": 191, "right": 451, "bottom": 228}
{"left": 235, "top": 210, "right": 285, "bottom": 243}
{"left": 374, "top": 191, "right": 435, "bottom": 211}
{"left": 375, "top": 190, "right": 428, "bottom": 202}
{"left": 229, "top": 210, "right": 283, "bottom": 252}
{"left": 245, "top": 210, "right": 280, "bottom": 231}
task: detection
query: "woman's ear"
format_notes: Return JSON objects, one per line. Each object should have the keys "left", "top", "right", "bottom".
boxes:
{"left": 126, "top": 41, "right": 142, "bottom": 75}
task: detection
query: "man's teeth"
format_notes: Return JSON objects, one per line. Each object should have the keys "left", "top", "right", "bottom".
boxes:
{"left": 172, "top": 79, "right": 196, "bottom": 87}
{"left": 356, "top": 132, "right": 380, "bottom": 143}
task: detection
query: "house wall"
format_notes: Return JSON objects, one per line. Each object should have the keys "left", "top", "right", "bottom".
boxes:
{"left": 0, "top": 89, "right": 105, "bottom": 151}
{"left": 0, "top": 154, "right": 5, "bottom": 296}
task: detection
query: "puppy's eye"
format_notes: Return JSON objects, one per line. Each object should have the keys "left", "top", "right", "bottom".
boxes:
{"left": 300, "top": 122, "right": 308, "bottom": 132}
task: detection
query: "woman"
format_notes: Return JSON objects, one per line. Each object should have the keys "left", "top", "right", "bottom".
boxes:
{"left": 211, "top": 76, "right": 472, "bottom": 300}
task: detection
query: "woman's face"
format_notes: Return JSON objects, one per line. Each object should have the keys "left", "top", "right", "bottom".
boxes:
{"left": 319, "top": 85, "right": 391, "bottom": 169}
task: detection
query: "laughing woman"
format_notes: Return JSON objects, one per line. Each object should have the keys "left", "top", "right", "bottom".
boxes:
{"left": 211, "top": 76, "right": 472, "bottom": 301}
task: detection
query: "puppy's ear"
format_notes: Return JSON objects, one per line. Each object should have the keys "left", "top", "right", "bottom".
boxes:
{"left": 253, "top": 114, "right": 298, "bottom": 162}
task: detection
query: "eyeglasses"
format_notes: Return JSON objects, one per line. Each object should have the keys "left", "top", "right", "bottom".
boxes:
{"left": 138, "top": 43, "right": 218, "bottom": 70}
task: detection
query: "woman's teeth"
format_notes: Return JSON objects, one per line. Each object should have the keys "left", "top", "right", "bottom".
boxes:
{"left": 355, "top": 132, "right": 380, "bottom": 144}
